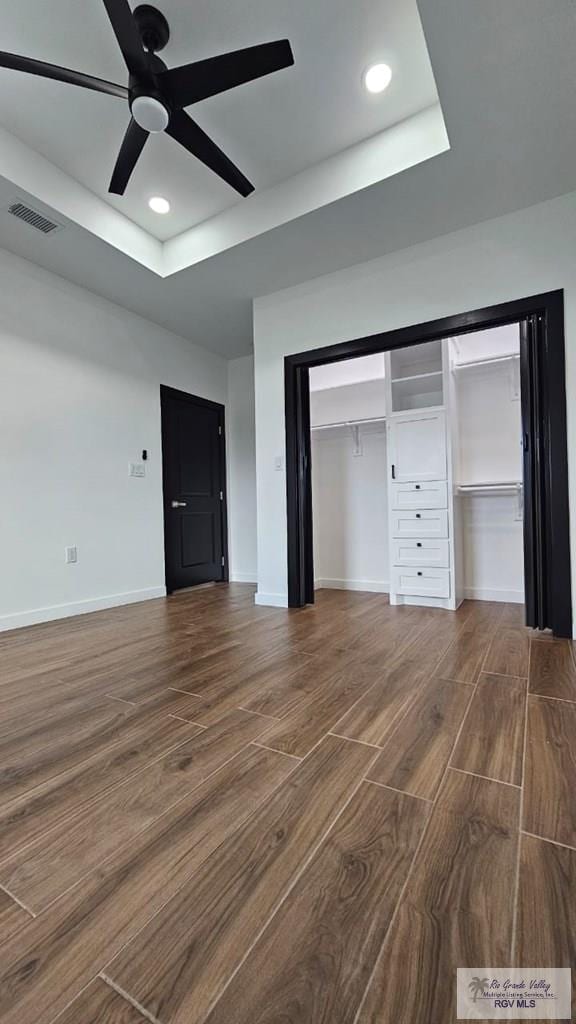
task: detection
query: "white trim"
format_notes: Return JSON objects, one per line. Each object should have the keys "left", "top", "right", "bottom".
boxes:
{"left": 165, "top": 106, "right": 449, "bottom": 275}
{"left": 230, "top": 572, "right": 258, "bottom": 584}
{"left": 462, "top": 586, "right": 524, "bottom": 604}
{"left": 0, "top": 586, "right": 166, "bottom": 633}
{"left": 254, "top": 592, "right": 288, "bottom": 608}
{"left": 315, "top": 578, "right": 390, "bottom": 594}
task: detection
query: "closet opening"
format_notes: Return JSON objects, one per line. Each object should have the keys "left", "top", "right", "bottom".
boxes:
{"left": 285, "top": 291, "right": 571, "bottom": 636}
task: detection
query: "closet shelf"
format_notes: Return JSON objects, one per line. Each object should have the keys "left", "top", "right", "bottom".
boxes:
{"left": 452, "top": 354, "right": 520, "bottom": 371}
{"left": 390, "top": 370, "right": 443, "bottom": 385}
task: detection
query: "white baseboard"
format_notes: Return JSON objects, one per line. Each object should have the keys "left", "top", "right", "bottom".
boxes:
{"left": 230, "top": 572, "right": 258, "bottom": 584}
{"left": 254, "top": 591, "right": 288, "bottom": 608}
{"left": 462, "top": 586, "right": 524, "bottom": 604}
{"left": 315, "top": 578, "right": 390, "bottom": 594}
{"left": 0, "top": 586, "right": 167, "bottom": 633}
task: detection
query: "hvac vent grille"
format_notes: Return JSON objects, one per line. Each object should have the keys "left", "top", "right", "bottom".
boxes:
{"left": 7, "top": 202, "right": 61, "bottom": 235}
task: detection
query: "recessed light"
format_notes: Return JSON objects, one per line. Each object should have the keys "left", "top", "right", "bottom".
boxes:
{"left": 364, "top": 63, "right": 392, "bottom": 94}
{"left": 148, "top": 196, "right": 170, "bottom": 214}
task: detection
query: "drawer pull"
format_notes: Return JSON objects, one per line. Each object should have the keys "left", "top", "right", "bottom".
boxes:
{"left": 415, "top": 484, "right": 421, "bottom": 490}
{"left": 416, "top": 513, "right": 421, "bottom": 519}
{"left": 417, "top": 542, "right": 422, "bottom": 547}
{"left": 417, "top": 571, "right": 423, "bottom": 576}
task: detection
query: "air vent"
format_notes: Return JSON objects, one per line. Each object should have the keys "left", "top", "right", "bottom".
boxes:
{"left": 7, "top": 201, "right": 61, "bottom": 235}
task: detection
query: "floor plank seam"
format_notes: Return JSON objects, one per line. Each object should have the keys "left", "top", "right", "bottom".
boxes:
{"left": 44, "top": 975, "right": 105, "bottom": 1024}
{"left": 526, "top": 691, "right": 576, "bottom": 705}
{"left": 251, "top": 741, "right": 303, "bottom": 761}
{"left": 0, "top": 881, "right": 36, "bottom": 918}
{"left": 520, "top": 829, "right": 576, "bottom": 853}
{"left": 100, "top": 973, "right": 163, "bottom": 1024}
{"left": 104, "top": 695, "right": 137, "bottom": 706}
{"left": 328, "top": 732, "right": 384, "bottom": 751}
{"left": 364, "top": 779, "right": 433, "bottom": 803}
{"left": 434, "top": 674, "right": 476, "bottom": 687}
{"left": 482, "top": 670, "right": 529, "bottom": 682}
{"left": 167, "top": 686, "right": 203, "bottom": 697}
{"left": 167, "top": 714, "right": 208, "bottom": 728}
{"left": 328, "top": 669, "right": 425, "bottom": 758}
{"left": 448, "top": 766, "right": 521, "bottom": 789}
{"left": 197, "top": 740, "right": 384, "bottom": 1024}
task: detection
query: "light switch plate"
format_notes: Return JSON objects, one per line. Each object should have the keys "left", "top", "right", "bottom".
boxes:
{"left": 65, "top": 545, "right": 78, "bottom": 564}
{"left": 129, "top": 462, "right": 146, "bottom": 477}
{"left": 274, "top": 455, "right": 284, "bottom": 471}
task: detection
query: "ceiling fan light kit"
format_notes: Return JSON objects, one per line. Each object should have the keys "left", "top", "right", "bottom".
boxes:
{"left": 0, "top": 0, "right": 294, "bottom": 197}
{"left": 131, "top": 94, "right": 170, "bottom": 132}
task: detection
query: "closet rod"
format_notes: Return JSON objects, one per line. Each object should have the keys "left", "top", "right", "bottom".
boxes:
{"left": 456, "top": 481, "right": 522, "bottom": 494}
{"left": 311, "top": 416, "right": 387, "bottom": 431}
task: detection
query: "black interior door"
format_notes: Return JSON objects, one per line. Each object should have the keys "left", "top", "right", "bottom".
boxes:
{"left": 161, "top": 386, "right": 227, "bottom": 592}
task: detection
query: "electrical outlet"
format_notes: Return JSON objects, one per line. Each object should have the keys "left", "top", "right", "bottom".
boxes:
{"left": 65, "top": 545, "right": 78, "bottom": 564}
{"left": 129, "top": 462, "right": 146, "bottom": 477}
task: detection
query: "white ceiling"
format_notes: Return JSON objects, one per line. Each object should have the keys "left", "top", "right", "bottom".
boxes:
{"left": 0, "top": 0, "right": 438, "bottom": 240}
{"left": 0, "top": 0, "right": 575, "bottom": 357}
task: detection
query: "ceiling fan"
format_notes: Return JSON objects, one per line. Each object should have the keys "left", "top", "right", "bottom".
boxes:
{"left": 0, "top": 1, "right": 294, "bottom": 197}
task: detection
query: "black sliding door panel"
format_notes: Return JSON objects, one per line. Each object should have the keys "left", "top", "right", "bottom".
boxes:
{"left": 520, "top": 315, "right": 545, "bottom": 628}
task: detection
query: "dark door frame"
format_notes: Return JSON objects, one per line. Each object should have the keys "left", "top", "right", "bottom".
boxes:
{"left": 285, "top": 290, "right": 572, "bottom": 636}
{"left": 160, "top": 385, "right": 229, "bottom": 593}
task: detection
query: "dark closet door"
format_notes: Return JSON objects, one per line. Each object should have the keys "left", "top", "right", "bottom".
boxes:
{"left": 161, "top": 386, "right": 227, "bottom": 592}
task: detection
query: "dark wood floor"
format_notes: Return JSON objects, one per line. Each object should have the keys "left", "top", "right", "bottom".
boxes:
{"left": 0, "top": 584, "right": 574, "bottom": 1023}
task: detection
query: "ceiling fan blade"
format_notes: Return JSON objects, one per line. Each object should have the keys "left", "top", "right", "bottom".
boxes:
{"left": 166, "top": 110, "right": 254, "bottom": 197}
{"left": 101, "top": 0, "right": 149, "bottom": 78}
{"left": 0, "top": 51, "right": 128, "bottom": 98}
{"left": 161, "top": 40, "right": 294, "bottom": 108}
{"left": 109, "top": 118, "right": 148, "bottom": 194}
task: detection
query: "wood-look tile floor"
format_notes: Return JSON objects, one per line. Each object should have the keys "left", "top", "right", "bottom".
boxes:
{"left": 0, "top": 585, "right": 574, "bottom": 1023}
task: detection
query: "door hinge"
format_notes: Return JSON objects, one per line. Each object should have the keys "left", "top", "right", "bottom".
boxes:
{"left": 218, "top": 425, "right": 222, "bottom": 436}
{"left": 221, "top": 556, "right": 225, "bottom": 567}
{"left": 219, "top": 490, "right": 223, "bottom": 501}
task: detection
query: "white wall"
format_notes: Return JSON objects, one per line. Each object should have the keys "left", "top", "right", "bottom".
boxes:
{"left": 455, "top": 360, "right": 522, "bottom": 487}
{"left": 312, "top": 427, "right": 389, "bottom": 592}
{"left": 253, "top": 190, "right": 576, "bottom": 622}
{"left": 227, "top": 355, "right": 258, "bottom": 583}
{"left": 0, "top": 247, "right": 227, "bottom": 630}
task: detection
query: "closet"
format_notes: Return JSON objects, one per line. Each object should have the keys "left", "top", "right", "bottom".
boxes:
{"left": 310, "top": 325, "right": 523, "bottom": 609}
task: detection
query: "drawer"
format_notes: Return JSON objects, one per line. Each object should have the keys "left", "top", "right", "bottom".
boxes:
{"left": 392, "top": 538, "right": 450, "bottom": 568}
{"left": 392, "top": 566, "right": 450, "bottom": 599}
{"left": 392, "top": 480, "right": 448, "bottom": 510}
{"left": 391, "top": 509, "right": 449, "bottom": 539}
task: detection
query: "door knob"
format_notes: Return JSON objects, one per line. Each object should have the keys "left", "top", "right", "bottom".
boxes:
{"left": 171, "top": 500, "right": 187, "bottom": 508}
